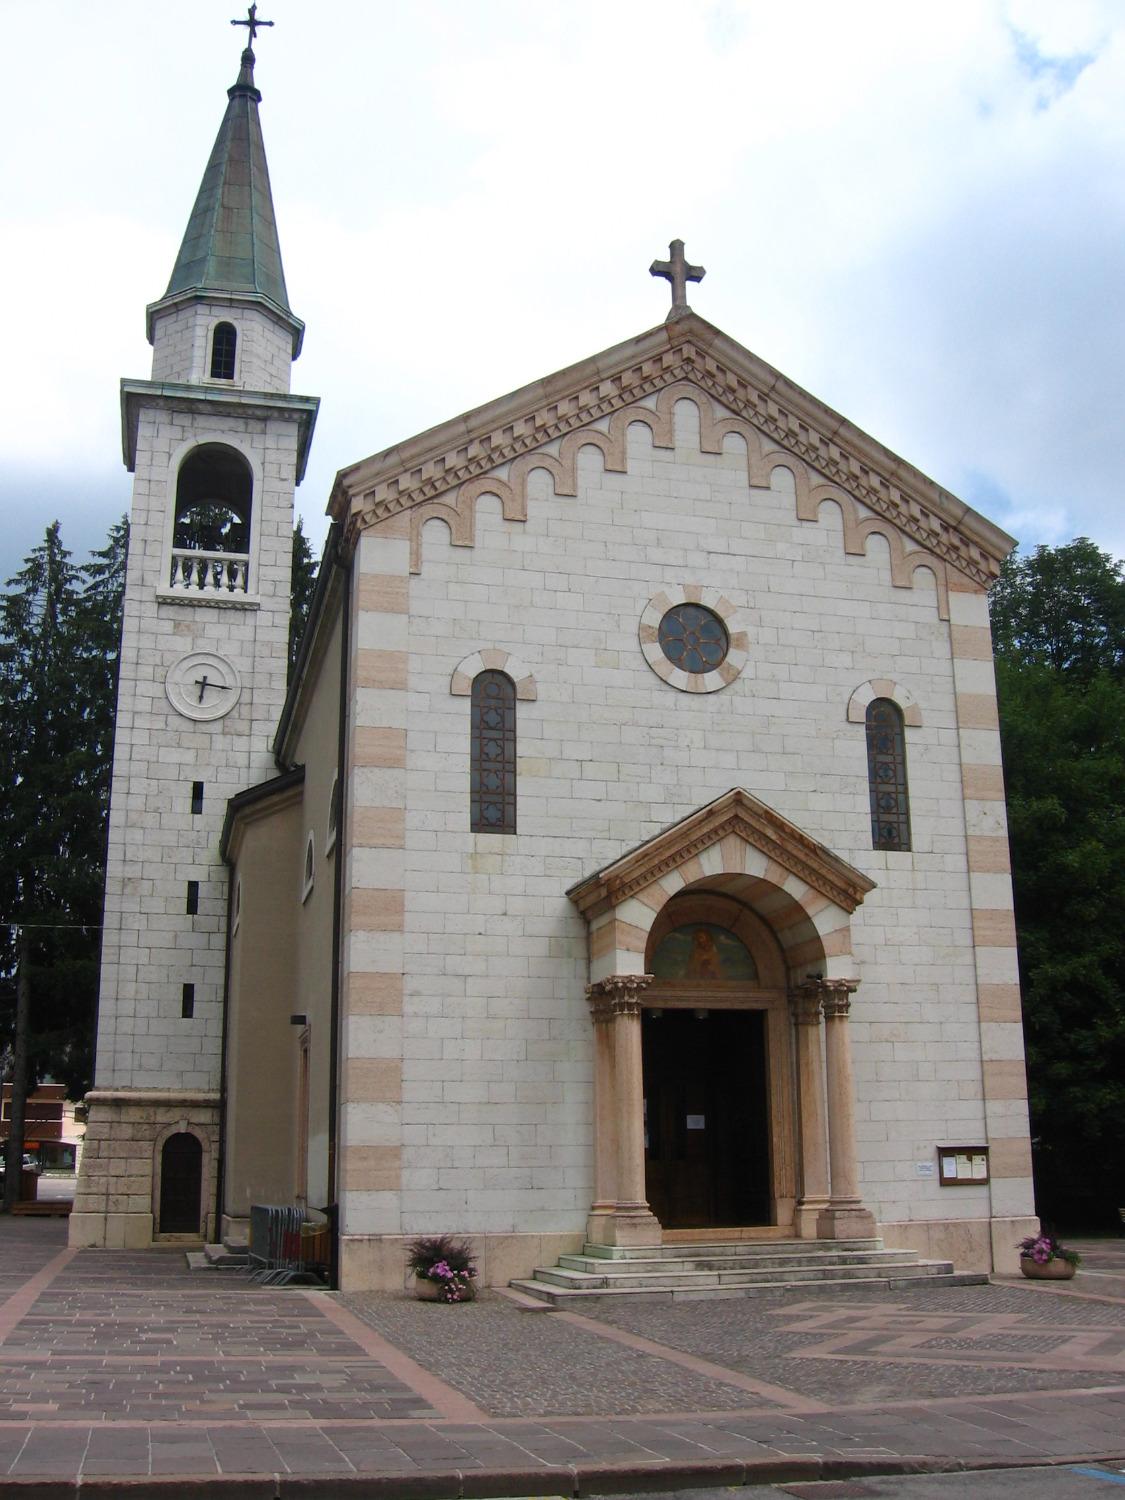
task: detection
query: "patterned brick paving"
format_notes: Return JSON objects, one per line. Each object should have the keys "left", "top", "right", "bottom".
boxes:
{"left": 0, "top": 1218, "right": 1120, "bottom": 1490}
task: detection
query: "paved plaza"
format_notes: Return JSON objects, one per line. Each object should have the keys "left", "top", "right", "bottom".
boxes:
{"left": 0, "top": 1219, "right": 1121, "bottom": 1494}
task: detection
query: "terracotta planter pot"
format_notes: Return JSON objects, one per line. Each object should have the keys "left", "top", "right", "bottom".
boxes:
{"left": 412, "top": 1275, "right": 476, "bottom": 1302}
{"left": 1020, "top": 1256, "right": 1077, "bottom": 1281}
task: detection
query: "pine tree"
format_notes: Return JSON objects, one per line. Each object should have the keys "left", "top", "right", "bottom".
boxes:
{"left": 0, "top": 520, "right": 127, "bottom": 1204}
{"left": 289, "top": 516, "right": 320, "bottom": 680}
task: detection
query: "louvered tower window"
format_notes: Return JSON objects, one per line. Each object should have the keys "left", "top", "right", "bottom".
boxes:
{"left": 210, "top": 322, "right": 237, "bottom": 379}
{"left": 470, "top": 671, "right": 516, "bottom": 834}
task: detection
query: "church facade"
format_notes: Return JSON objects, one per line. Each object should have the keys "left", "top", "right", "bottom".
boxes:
{"left": 70, "top": 34, "right": 1038, "bottom": 1287}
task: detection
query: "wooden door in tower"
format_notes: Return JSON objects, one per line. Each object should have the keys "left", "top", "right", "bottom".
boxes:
{"left": 158, "top": 1132, "right": 202, "bottom": 1234}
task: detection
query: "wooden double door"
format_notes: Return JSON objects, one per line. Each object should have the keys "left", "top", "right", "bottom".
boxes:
{"left": 642, "top": 1007, "right": 771, "bottom": 1228}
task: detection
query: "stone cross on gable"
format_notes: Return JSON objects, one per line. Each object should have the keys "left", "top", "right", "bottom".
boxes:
{"left": 650, "top": 239, "right": 705, "bottom": 318}
{"left": 231, "top": 4, "right": 274, "bottom": 47}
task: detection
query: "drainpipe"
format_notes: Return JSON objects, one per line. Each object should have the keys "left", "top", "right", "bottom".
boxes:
{"left": 327, "top": 533, "right": 351, "bottom": 1289}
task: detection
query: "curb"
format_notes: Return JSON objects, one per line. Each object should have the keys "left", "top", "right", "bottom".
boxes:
{"left": 2, "top": 1450, "right": 1124, "bottom": 1497}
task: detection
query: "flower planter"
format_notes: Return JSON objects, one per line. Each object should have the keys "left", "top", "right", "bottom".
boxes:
{"left": 1020, "top": 1257, "right": 1077, "bottom": 1281}
{"left": 407, "top": 1237, "right": 478, "bottom": 1302}
{"left": 413, "top": 1275, "right": 475, "bottom": 1302}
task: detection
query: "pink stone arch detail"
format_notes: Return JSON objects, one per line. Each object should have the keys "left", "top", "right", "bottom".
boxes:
{"left": 450, "top": 649, "right": 537, "bottom": 701}
{"left": 847, "top": 679, "right": 923, "bottom": 727}
{"left": 624, "top": 834, "right": 857, "bottom": 984}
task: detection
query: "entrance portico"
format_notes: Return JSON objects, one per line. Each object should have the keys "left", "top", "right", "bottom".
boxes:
{"left": 569, "top": 789, "right": 878, "bottom": 1249}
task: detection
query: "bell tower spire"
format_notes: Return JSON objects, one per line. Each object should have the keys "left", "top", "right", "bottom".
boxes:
{"left": 71, "top": 14, "right": 318, "bottom": 1253}
{"left": 146, "top": 9, "right": 303, "bottom": 372}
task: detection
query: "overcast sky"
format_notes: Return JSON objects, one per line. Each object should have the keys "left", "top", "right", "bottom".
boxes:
{"left": 2, "top": 0, "right": 1122, "bottom": 584}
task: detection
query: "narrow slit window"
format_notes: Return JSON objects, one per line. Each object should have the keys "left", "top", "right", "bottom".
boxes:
{"left": 301, "top": 833, "right": 315, "bottom": 900}
{"left": 186, "top": 881, "right": 199, "bottom": 915}
{"left": 191, "top": 781, "right": 204, "bottom": 815}
{"left": 326, "top": 775, "right": 339, "bottom": 853}
{"left": 470, "top": 670, "right": 517, "bottom": 834}
{"left": 210, "top": 321, "right": 237, "bottom": 380}
{"left": 181, "top": 983, "right": 195, "bottom": 1019}
{"left": 866, "top": 698, "right": 911, "bottom": 851}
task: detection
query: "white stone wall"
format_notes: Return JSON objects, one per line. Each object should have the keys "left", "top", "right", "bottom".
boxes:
{"left": 383, "top": 394, "right": 1009, "bottom": 1237}
{"left": 95, "top": 372, "right": 300, "bottom": 1092}
{"left": 150, "top": 299, "right": 294, "bottom": 392}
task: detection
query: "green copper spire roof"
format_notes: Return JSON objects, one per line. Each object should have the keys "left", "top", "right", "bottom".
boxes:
{"left": 150, "top": 40, "right": 303, "bottom": 353}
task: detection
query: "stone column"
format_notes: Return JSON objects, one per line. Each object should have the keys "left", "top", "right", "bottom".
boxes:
{"left": 585, "top": 976, "right": 662, "bottom": 1248}
{"left": 790, "top": 983, "right": 830, "bottom": 1239}
{"left": 816, "top": 980, "right": 877, "bottom": 1239}
{"left": 585, "top": 989, "right": 619, "bottom": 1244}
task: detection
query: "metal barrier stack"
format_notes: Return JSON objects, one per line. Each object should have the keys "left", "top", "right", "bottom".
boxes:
{"left": 248, "top": 1204, "right": 324, "bottom": 1285}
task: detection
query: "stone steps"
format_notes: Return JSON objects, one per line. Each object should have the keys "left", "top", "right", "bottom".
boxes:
{"left": 511, "top": 1236, "right": 987, "bottom": 1306}
{"left": 186, "top": 1239, "right": 249, "bottom": 1272}
{"left": 556, "top": 1245, "right": 912, "bottom": 1274}
{"left": 578, "top": 1235, "right": 885, "bottom": 1260}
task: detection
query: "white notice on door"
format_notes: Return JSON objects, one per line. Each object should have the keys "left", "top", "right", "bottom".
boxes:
{"left": 686, "top": 1115, "right": 705, "bottom": 1130}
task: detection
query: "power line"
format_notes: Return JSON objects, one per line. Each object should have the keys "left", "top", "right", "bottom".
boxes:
{"left": 1, "top": 922, "right": 104, "bottom": 932}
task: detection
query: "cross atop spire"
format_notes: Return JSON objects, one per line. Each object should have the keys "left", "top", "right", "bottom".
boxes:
{"left": 650, "top": 239, "right": 705, "bottom": 320}
{"left": 231, "top": 4, "right": 274, "bottom": 49}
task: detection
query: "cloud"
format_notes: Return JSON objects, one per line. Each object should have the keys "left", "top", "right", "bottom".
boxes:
{"left": 3, "top": 0, "right": 1123, "bottom": 582}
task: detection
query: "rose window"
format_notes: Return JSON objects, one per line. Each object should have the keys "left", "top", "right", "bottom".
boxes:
{"left": 657, "top": 604, "right": 730, "bottom": 674}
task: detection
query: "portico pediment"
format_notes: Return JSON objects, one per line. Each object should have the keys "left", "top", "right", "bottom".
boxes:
{"left": 567, "top": 788, "right": 876, "bottom": 920}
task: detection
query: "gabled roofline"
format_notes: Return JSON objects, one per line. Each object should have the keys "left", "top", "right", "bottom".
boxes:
{"left": 567, "top": 787, "right": 877, "bottom": 919}
{"left": 328, "top": 312, "right": 1014, "bottom": 588}
{"left": 220, "top": 764, "right": 305, "bottom": 863}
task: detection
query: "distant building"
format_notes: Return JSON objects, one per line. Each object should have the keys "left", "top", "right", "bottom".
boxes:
{"left": 2, "top": 1084, "right": 82, "bottom": 1172}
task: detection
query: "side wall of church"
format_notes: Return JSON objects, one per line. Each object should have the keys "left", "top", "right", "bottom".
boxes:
{"left": 287, "top": 606, "right": 344, "bottom": 1218}
{"left": 224, "top": 794, "right": 302, "bottom": 1219}
{"left": 222, "top": 606, "right": 341, "bottom": 1231}
{"left": 337, "top": 391, "right": 1034, "bottom": 1283}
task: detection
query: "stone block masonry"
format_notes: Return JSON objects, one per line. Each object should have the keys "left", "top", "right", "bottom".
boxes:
{"left": 72, "top": 292, "right": 312, "bottom": 1249}
{"left": 333, "top": 384, "right": 1035, "bottom": 1282}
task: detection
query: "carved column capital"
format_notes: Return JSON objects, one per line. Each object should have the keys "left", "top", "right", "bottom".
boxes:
{"left": 788, "top": 985, "right": 824, "bottom": 1026}
{"left": 820, "top": 978, "right": 858, "bottom": 1020}
{"left": 789, "top": 976, "right": 858, "bottom": 1022}
{"left": 586, "top": 974, "right": 654, "bottom": 1022}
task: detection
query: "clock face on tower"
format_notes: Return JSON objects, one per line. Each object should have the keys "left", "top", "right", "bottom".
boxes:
{"left": 164, "top": 651, "right": 242, "bottom": 722}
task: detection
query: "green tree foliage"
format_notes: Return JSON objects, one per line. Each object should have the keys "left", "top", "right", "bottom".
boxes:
{"left": 289, "top": 516, "right": 320, "bottom": 680}
{"left": 173, "top": 501, "right": 247, "bottom": 555}
{"left": 991, "top": 536, "right": 1125, "bottom": 681}
{"left": 991, "top": 539, "right": 1125, "bottom": 1226}
{"left": 0, "top": 520, "right": 127, "bottom": 1125}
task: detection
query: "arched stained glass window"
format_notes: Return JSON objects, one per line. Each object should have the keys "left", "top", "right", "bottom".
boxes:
{"left": 210, "top": 321, "right": 237, "bottom": 380}
{"left": 470, "top": 671, "right": 516, "bottom": 834}
{"left": 866, "top": 698, "right": 911, "bottom": 851}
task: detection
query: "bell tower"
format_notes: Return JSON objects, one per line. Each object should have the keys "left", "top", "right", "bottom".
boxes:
{"left": 70, "top": 14, "right": 318, "bottom": 1249}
